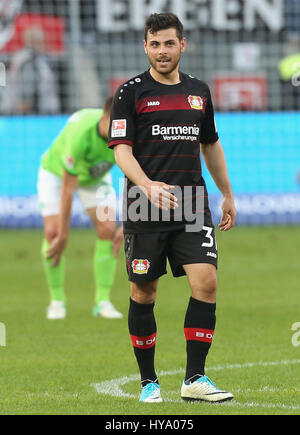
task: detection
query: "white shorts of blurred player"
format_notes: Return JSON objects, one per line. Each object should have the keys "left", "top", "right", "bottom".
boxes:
{"left": 37, "top": 167, "right": 117, "bottom": 218}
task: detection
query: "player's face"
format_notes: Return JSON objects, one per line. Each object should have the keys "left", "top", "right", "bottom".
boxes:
{"left": 144, "top": 28, "right": 186, "bottom": 77}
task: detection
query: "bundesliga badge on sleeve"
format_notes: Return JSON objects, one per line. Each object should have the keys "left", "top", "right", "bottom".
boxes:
{"left": 111, "top": 120, "right": 127, "bottom": 138}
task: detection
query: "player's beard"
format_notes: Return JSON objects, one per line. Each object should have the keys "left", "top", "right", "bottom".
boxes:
{"left": 149, "top": 52, "right": 181, "bottom": 77}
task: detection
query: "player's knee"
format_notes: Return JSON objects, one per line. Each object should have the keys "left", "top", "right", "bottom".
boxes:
{"left": 131, "top": 281, "right": 157, "bottom": 304}
{"left": 203, "top": 274, "right": 218, "bottom": 297}
{"left": 191, "top": 271, "right": 217, "bottom": 300}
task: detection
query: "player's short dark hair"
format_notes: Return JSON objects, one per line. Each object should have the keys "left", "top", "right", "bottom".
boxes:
{"left": 103, "top": 96, "right": 113, "bottom": 115}
{"left": 144, "top": 13, "right": 184, "bottom": 41}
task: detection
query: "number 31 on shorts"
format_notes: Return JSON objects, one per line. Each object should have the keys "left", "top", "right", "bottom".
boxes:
{"left": 202, "top": 226, "right": 217, "bottom": 249}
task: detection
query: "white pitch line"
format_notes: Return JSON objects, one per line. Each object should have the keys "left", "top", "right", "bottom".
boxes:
{"left": 206, "top": 359, "right": 300, "bottom": 372}
{"left": 92, "top": 359, "right": 300, "bottom": 410}
{"left": 218, "top": 401, "right": 300, "bottom": 411}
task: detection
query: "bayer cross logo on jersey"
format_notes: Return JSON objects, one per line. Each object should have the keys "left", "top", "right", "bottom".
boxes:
{"left": 188, "top": 95, "right": 205, "bottom": 110}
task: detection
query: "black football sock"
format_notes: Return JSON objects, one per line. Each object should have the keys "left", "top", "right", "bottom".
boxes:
{"left": 184, "top": 297, "right": 216, "bottom": 383}
{"left": 128, "top": 298, "right": 158, "bottom": 387}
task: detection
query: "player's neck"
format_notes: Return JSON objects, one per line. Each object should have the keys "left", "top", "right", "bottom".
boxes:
{"left": 149, "top": 67, "right": 181, "bottom": 85}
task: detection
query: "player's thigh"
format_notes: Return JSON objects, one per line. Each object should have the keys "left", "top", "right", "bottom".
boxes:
{"left": 37, "top": 168, "right": 62, "bottom": 220}
{"left": 183, "top": 263, "right": 217, "bottom": 303}
{"left": 167, "top": 227, "right": 218, "bottom": 278}
{"left": 86, "top": 206, "right": 116, "bottom": 240}
{"left": 125, "top": 232, "right": 169, "bottom": 284}
{"left": 167, "top": 227, "right": 218, "bottom": 301}
{"left": 77, "top": 173, "right": 117, "bottom": 239}
{"left": 37, "top": 168, "right": 62, "bottom": 241}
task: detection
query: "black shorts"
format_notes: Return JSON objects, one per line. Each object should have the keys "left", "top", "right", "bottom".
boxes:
{"left": 124, "top": 227, "right": 218, "bottom": 283}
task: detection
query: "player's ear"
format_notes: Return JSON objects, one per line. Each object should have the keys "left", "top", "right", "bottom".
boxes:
{"left": 143, "top": 40, "right": 148, "bottom": 55}
{"left": 180, "top": 37, "right": 187, "bottom": 54}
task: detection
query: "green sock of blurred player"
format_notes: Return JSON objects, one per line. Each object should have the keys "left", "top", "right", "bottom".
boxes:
{"left": 41, "top": 239, "right": 66, "bottom": 302}
{"left": 42, "top": 238, "right": 117, "bottom": 313}
{"left": 94, "top": 239, "right": 117, "bottom": 304}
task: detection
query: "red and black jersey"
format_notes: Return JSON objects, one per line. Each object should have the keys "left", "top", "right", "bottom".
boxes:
{"left": 108, "top": 70, "right": 219, "bottom": 234}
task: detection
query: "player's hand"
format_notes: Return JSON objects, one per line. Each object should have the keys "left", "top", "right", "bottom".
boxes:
{"left": 142, "top": 181, "right": 179, "bottom": 211}
{"left": 47, "top": 236, "right": 68, "bottom": 267}
{"left": 219, "top": 195, "right": 237, "bottom": 231}
{"left": 112, "top": 226, "right": 124, "bottom": 257}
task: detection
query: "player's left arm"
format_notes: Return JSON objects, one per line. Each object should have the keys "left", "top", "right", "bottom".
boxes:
{"left": 112, "top": 225, "right": 124, "bottom": 256}
{"left": 47, "top": 170, "right": 78, "bottom": 266}
{"left": 201, "top": 140, "right": 236, "bottom": 231}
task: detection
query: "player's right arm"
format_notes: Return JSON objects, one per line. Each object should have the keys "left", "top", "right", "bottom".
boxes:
{"left": 113, "top": 143, "right": 177, "bottom": 211}
{"left": 109, "top": 86, "right": 177, "bottom": 210}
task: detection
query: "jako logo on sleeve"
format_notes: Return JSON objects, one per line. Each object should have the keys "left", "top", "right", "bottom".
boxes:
{"left": 112, "top": 120, "right": 127, "bottom": 138}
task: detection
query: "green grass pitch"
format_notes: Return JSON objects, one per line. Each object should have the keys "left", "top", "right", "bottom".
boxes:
{"left": 0, "top": 226, "right": 299, "bottom": 415}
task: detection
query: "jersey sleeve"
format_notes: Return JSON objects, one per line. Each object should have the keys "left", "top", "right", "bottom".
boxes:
{"left": 62, "top": 137, "right": 85, "bottom": 176}
{"left": 200, "top": 86, "right": 219, "bottom": 145}
{"left": 108, "top": 85, "right": 136, "bottom": 149}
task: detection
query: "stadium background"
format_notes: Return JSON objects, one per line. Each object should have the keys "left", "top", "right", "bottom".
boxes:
{"left": 0, "top": 0, "right": 299, "bottom": 227}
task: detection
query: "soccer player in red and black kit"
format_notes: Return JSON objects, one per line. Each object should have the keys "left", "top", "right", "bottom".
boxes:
{"left": 108, "top": 13, "right": 236, "bottom": 403}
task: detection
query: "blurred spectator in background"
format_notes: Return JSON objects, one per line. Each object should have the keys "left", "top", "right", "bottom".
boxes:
{"left": 1, "top": 25, "right": 60, "bottom": 114}
{"left": 278, "top": 50, "right": 300, "bottom": 111}
{"left": 277, "top": 0, "right": 300, "bottom": 110}
{"left": 0, "top": 0, "right": 23, "bottom": 50}
{"left": 285, "top": 0, "right": 300, "bottom": 49}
